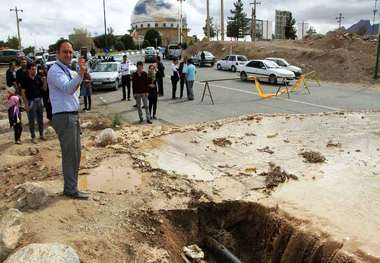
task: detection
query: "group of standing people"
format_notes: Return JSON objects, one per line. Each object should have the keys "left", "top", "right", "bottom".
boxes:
{"left": 6, "top": 59, "right": 52, "bottom": 144}
{"left": 170, "top": 57, "right": 196, "bottom": 101}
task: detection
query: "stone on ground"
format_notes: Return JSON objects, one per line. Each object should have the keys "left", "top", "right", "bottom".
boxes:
{"left": 14, "top": 182, "right": 49, "bottom": 210}
{"left": 0, "top": 209, "right": 23, "bottom": 261}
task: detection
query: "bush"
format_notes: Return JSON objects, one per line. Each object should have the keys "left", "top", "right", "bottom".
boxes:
{"left": 114, "top": 41, "right": 125, "bottom": 51}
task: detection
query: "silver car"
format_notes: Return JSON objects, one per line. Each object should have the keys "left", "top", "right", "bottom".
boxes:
{"left": 90, "top": 62, "right": 122, "bottom": 91}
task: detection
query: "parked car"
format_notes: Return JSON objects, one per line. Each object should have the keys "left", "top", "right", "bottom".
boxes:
{"left": 216, "top": 54, "right": 248, "bottom": 72}
{"left": 0, "top": 49, "right": 28, "bottom": 64}
{"left": 35, "top": 51, "right": 48, "bottom": 64}
{"left": 167, "top": 44, "right": 182, "bottom": 60}
{"left": 238, "top": 60, "right": 295, "bottom": 84}
{"left": 192, "top": 51, "right": 215, "bottom": 67}
{"left": 145, "top": 47, "right": 157, "bottom": 63}
{"left": 90, "top": 62, "right": 121, "bottom": 91}
{"left": 45, "top": 54, "right": 57, "bottom": 68}
{"left": 265, "top": 57, "right": 303, "bottom": 78}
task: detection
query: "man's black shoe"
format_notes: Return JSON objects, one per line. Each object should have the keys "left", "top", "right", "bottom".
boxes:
{"left": 64, "top": 191, "right": 89, "bottom": 200}
{"left": 147, "top": 120, "right": 152, "bottom": 124}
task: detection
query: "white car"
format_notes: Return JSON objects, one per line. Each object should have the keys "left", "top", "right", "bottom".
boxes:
{"left": 238, "top": 60, "right": 295, "bottom": 84}
{"left": 90, "top": 62, "right": 121, "bottom": 91}
{"left": 216, "top": 54, "right": 248, "bottom": 72}
{"left": 45, "top": 54, "right": 57, "bottom": 68}
{"left": 265, "top": 58, "right": 303, "bottom": 78}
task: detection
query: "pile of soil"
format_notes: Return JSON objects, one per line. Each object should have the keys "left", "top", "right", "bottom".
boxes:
{"left": 186, "top": 31, "right": 378, "bottom": 84}
{"left": 258, "top": 162, "right": 298, "bottom": 192}
{"left": 212, "top": 137, "right": 232, "bottom": 147}
{"left": 301, "top": 151, "right": 326, "bottom": 163}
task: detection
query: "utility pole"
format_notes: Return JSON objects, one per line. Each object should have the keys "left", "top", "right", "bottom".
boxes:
{"left": 250, "top": 0, "right": 261, "bottom": 42}
{"left": 206, "top": 0, "right": 211, "bottom": 40}
{"left": 221, "top": 0, "right": 225, "bottom": 41}
{"left": 177, "top": 0, "right": 185, "bottom": 44}
{"left": 374, "top": 0, "right": 378, "bottom": 34}
{"left": 103, "top": 0, "right": 108, "bottom": 50}
{"left": 375, "top": 29, "right": 380, "bottom": 79}
{"left": 9, "top": 6, "right": 23, "bottom": 50}
{"left": 336, "top": 13, "right": 344, "bottom": 30}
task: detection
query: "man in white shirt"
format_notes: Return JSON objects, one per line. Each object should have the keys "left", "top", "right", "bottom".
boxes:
{"left": 120, "top": 55, "right": 131, "bottom": 101}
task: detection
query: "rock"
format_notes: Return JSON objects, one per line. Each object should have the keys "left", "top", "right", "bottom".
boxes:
{"left": 45, "top": 126, "right": 55, "bottom": 135}
{"left": 95, "top": 128, "right": 118, "bottom": 147}
{"left": 4, "top": 243, "right": 80, "bottom": 263}
{"left": 28, "top": 147, "right": 39, "bottom": 156}
{"left": 80, "top": 121, "right": 92, "bottom": 129}
{"left": 14, "top": 183, "right": 49, "bottom": 210}
{"left": 267, "top": 133, "right": 279, "bottom": 138}
{"left": 0, "top": 209, "right": 23, "bottom": 261}
{"left": 183, "top": 244, "right": 205, "bottom": 260}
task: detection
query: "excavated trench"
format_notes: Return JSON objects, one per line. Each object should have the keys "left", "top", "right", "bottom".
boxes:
{"left": 160, "top": 201, "right": 361, "bottom": 263}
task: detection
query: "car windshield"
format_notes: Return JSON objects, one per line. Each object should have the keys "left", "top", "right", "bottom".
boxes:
{"left": 276, "top": 59, "right": 289, "bottom": 67}
{"left": 47, "top": 55, "right": 56, "bottom": 62}
{"left": 35, "top": 52, "right": 44, "bottom": 56}
{"left": 264, "top": 61, "right": 280, "bottom": 68}
{"left": 169, "top": 45, "right": 180, "bottom": 49}
{"left": 93, "top": 63, "right": 118, "bottom": 72}
{"left": 238, "top": 56, "right": 248, "bottom": 61}
{"left": 202, "top": 52, "right": 212, "bottom": 56}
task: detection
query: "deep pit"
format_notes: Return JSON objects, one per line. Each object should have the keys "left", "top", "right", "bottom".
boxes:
{"left": 158, "top": 201, "right": 365, "bottom": 263}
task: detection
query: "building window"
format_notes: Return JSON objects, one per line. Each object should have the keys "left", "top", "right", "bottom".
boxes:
{"left": 171, "top": 23, "right": 174, "bottom": 27}
{"left": 155, "top": 23, "right": 158, "bottom": 27}
{"left": 140, "top": 24, "right": 143, "bottom": 28}
{"left": 148, "top": 24, "right": 150, "bottom": 28}
{"left": 163, "top": 23, "right": 166, "bottom": 27}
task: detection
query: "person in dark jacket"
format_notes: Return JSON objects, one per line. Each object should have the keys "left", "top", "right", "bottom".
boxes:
{"left": 147, "top": 64, "right": 158, "bottom": 120}
{"left": 171, "top": 58, "right": 179, "bottom": 99}
{"left": 178, "top": 57, "right": 188, "bottom": 99}
{"left": 156, "top": 56, "right": 165, "bottom": 96}
{"left": 132, "top": 61, "right": 152, "bottom": 124}
{"left": 37, "top": 64, "right": 52, "bottom": 121}
{"left": 6, "top": 62, "right": 17, "bottom": 88}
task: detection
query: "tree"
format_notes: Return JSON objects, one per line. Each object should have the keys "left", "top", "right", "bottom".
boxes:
{"left": 114, "top": 41, "right": 125, "bottom": 51}
{"left": 120, "top": 34, "right": 135, "bottom": 50}
{"left": 144, "top": 29, "right": 162, "bottom": 47}
{"left": 93, "top": 34, "right": 116, "bottom": 49}
{"left": 203, "top": 17, "right": 216, "bottom": 39}
{"left": 226, "top": 0, "right": 249, "bottom": 40}
{"left": 6, "top": 36, "right": 20, "bottom": 49}
{"left": 23, "top": 46, "right": 35, "bottom": 56}
{"left": 0, "top": 40, "right": 6, "bottom": 48}
{"left": 285, "top": 13, "right": 297, "bottom": 40}
{"left": 306, "top": 26, "right": 317, "bottom": 36}
{"left": 69, "top": 28, "right": 95, "bottom": 50}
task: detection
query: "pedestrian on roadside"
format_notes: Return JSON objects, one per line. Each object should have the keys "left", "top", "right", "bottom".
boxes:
{"left": 147, "top": 64, "right": 158, "bottom": 120}
{"left": 132, "top": 61, "right": 152, "bottom": 124}
{"left": 21, "top": 63, "right": 45, "bottom": 143}
{"left": 156, "top": 56, "right": 165, "bottom": 96}
{"left": 121, "top": 55, "right": 131, "bottom": 101}
{"left": 80, "top": 68, "right": 92, "bottom": 111}
{"left": 200, "top": 51, "right": 206, "bottom": 67}
{"left": 185, "top": 59, "right": 196, "bottom": 100}
{"left": 38, "top": 64, "right": 52, "bottom": 121}
{"left": 7, "top": 86, "right": 22, "bottom": 144}
{"left": 171, "top": 58, "right": 179, "bottom": 99}
{"left": 16, "top": 58, "right": 28, "bottom": 95}
{"left": 6, "top": 62, "right": 17, "bottom": 88}
{"left": 178, "top": 57, "right": 188, "bottom": 99}
{"left": 47, "top": 39, "right": 89, "bottom": 200}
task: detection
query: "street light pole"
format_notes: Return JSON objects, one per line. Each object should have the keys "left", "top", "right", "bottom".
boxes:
{"left": 206, "top": 0, "right": 211, "bottom": 40}
{"left": 375, "top": 31, "right": 380, "bottom": 79}
{"left": 221, "top": 0, "right": 225, "bottom": 41}
{"left": 103, "top": 0, "right": 108, "bottom": 50}
{"left": 10, "top": 6, "right": 23, "bottom": 50}
{"left": 250, "top": 0, "right": 261, "bottom": 42}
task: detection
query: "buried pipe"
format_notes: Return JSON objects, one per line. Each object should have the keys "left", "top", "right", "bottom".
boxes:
{"left": 203, "top": 236, "right": 242, "bottom": 263}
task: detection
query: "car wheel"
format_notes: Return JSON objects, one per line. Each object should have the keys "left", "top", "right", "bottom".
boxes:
{"left": 231, "top": 65, "right": 237, "bottom": 72}
{"left": 269, "top": 74, "right": 277, "bottom": 85}
{"left": 240, "top": 72, "right": 248, "bottom": 81}
{"left": 217, "top": 64, "right": 222, "bottom": 70}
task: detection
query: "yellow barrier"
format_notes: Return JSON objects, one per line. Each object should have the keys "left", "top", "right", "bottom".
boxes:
{"left": 248, "top": 76, "right": 290, "bottom": 99}
{"left": 304, "top": 71, "right": 321, "bottom": 87}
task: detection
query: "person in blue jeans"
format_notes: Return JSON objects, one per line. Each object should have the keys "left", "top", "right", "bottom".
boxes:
{"left": 185, "top": 59, "right": 196, "bottom": 100}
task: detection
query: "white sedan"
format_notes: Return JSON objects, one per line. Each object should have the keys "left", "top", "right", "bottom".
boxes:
{"left": 90, "top": 62, "right": 122, "bottom": 91}
{"left": 238, "top": 60, "right": 295, "bottom": 84}
{"left": 216, "top": 54, "right": 248, "bottom": 72}
{"left": 265, "top": 57, "right": 303, "bottom": 78}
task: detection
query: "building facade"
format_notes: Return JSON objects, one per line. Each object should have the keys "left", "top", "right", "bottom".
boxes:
{"left": 131, "top": 0, "right": 189, "bottom": 46}
{"left": 275, "top": 10, "right": 291, "bottom": 39}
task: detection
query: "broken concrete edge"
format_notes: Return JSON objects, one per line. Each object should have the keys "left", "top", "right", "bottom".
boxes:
{"left": 160, "top": 201, "right": 367, "bottom": 263}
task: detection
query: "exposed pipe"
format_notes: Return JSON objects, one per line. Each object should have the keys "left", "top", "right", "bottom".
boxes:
{"left": 203, "top": 236, "right": 242, "bottom": 263}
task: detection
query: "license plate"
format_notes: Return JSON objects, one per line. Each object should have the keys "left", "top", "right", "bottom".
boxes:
{"left": 93, "top": 81, "right": 102, "bottom": 85}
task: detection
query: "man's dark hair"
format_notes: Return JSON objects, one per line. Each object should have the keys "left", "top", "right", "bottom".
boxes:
{"left": 123, "top": 55, "right": 127, "bottom": 59}
{"left": 56, "top": 39, "right": 73, "bottom": 52}
{"left": 187, "top": 59, "right": 193, "bottom": 64}
{"left": 136, "top": 61, "right": 144, "bottom": 67}
{"left": 27, "top": 62, "right": 37, "bottom": 70}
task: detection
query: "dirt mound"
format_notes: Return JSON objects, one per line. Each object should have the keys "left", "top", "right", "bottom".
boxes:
{"left": 301, "top": 151, "right": 326, "bottom": 163}
{"left": 186, "top": 34, "right": 377, "bottom": 84}
{"left": 258, "top": 163, "right": 298, "bottom": 193}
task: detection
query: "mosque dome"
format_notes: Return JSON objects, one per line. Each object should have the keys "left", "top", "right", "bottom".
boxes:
{"left": 131, "top": 0, "right": 187, "bottom": 26}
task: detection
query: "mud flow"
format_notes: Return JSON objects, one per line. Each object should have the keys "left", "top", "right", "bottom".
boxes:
{"left": 159, "top": 201, "right": 361, "bottom": 263}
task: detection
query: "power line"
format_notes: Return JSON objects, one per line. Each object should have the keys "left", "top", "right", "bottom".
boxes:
{"left": 250, "top": 0, "right": 261, "bottom": 42}
{"left": 336, "top": 13, "right": 344, "bottom": 29}
{"left": 9, "top": 6, "right": 23, "bottom": 49}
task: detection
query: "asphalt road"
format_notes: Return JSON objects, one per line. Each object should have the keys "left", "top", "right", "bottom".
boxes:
{"left": 93, "top": 54, "right": 380, "bottom": 126}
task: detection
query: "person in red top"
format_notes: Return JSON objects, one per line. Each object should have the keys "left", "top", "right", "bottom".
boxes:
{"left": 132, "top": 61, "right": 151, "bottom": 124}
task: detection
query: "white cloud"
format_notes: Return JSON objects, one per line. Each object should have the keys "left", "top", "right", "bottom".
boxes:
{"left": 0, "top": 0, "right": 376, "bottom": 49}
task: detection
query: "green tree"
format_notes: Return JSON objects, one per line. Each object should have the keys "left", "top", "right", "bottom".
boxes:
{"left": 6, "top": 36, "right": 20, "bottom": 49}
{"left": 203, "top": 17, "right": 216, "bottom": 38}
{"left": 0, "top": 40, "right": 6, "bottom": 48}
{"left": 144, "top": 29, "right": 162, "bottom": 47}
{"left": 23, "top": 46, "right": 35, "bottom": 56}
{"left": 93, "top": 34, "right": 116, "bottom": 49}
{"left": 227, "top": 0, "right": 249, "bottom": 40}
{"left": 69, "top": 28, "right": 95, "bottom": 50}
{"left": 114, "top": 40, "right": 125, "bottom": 51}
{"left": 285, "top": 13, "right": 297, "bottom": 40}
{"left": 120, "top": 34, "right": 135, "bottom": 50}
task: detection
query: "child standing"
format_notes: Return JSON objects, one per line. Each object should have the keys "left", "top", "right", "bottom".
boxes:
{"left": 148, "top": 64, "right": 158, "bottom": 120}
{"left": 7, "top": 86, "right": 22, "bottom": 144}
{"left": 80, "top": 70, "right": 92, "bottom": 111}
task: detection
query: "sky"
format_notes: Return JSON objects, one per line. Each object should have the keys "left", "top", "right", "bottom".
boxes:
{"left": 0, "top": 0, "right": 377, "bottom": 49}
